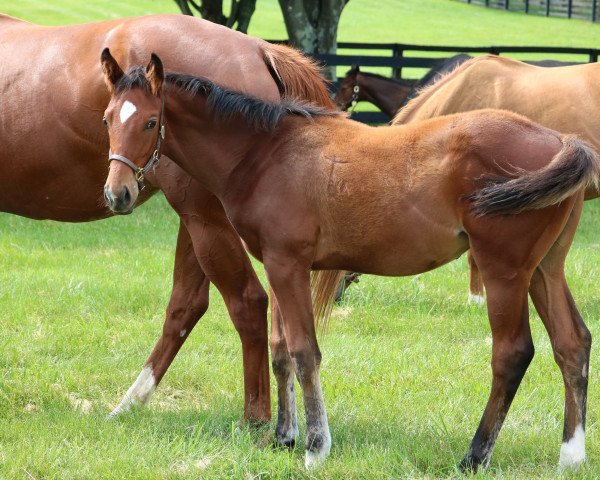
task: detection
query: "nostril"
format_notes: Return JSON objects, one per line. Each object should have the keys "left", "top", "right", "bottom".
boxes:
{"left": 104, "top": 188, "right": 112, "bottom": 206}
{"left": 121, "top": 186, "right": 131, "bottom": 205}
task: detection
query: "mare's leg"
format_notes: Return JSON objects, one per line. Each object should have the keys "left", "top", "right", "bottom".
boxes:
{"left": 180, "top": 197, "right": 270, "bottom": 423}
{"left": 528, "top": 203, "right": 590, "bottom": 469}
{"left": 460, "top": 257, "right": 534, "bottom": 471}
{"left": 270, "top": 291, "right": 299, "bottom": 448}
{"left": 112, "top": 160, "right": 270, "bottom": 422}
{"left": 110, "top": 222, "right": 209, "bottom": 416}
{"left": 467, "top": 250, "right": 485, "bottom": 305}
{"left": 264, "top": 257, "right": 330, "bottom": 468}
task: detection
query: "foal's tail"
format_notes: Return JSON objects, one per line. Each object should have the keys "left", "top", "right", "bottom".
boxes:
{"left": 469, "top": 136, "right": 600, "bottom": 215}
{"left": 312, "top": 270, "right": 346, "bottom": 330}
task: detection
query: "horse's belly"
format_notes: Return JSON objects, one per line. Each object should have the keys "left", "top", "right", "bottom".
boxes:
{"left": 313, "top": 208, "right": 469, "bottom": 276}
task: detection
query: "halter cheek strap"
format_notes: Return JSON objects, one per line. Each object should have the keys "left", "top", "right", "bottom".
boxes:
{"left": 348, "top": 85, "right": 360, "bottom": 112}
{"left": 108, "top": 96, "right": 166, "bottom": 190}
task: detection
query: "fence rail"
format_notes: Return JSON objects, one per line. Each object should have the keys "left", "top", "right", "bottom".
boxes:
{"left": 270, "top": 41, "right": 600, "bottom": 123}
{"left": 459, "top": 0, "right": 599, "bottom": 21}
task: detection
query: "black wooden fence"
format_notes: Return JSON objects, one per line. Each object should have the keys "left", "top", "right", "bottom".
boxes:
{"left": 459, "top": 0, "right": 599, "bottom": 21}
{"left": 305, "top": 42, "right": 600, "bottom": 123}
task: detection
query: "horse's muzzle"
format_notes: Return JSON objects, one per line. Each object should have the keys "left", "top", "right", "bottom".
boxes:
{"left": 104, "top": 185, "right": 134, "bottom": 214}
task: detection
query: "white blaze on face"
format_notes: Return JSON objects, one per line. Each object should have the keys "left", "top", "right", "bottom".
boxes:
{"left": 559, "top": 424, "right": 585, "bottom": 469}
{"left": 119, "top": 100, "right": 137, "bottom": 124}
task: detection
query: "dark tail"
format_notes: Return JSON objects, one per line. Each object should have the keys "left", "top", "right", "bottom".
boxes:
{"left": 469, "top": 136, "right": 599, "bottom": 215}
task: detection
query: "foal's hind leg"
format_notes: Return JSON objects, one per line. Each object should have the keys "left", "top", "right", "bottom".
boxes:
{"left": 460, "top": 271, "right": 534, "bottom": 471}
{"left": 109, "top": 222, "right": 209, "bottom": 416}
{"left": 528, "top": 203, "right": 590, "bottom": 469}
{"left": 270, "top": 293, "right": 299, "bottom": 448}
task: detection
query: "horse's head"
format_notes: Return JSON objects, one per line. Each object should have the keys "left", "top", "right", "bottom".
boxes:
{"left": 334, "top": 64, "right": 361, "bottom": 111}
{"left": 101, "top": 48, "right": 165, "bottom": 214}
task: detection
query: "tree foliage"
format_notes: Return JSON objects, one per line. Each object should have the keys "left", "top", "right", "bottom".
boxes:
{"left": 173, "top": 0, "right": 256, "bottom": 33}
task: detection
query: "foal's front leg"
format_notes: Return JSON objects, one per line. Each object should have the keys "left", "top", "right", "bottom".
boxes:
{"left": 270, "top": 292, "right": 299, "bottom": 448}
{"left": 265, "top": 257, "right": 331, "bottom": 468}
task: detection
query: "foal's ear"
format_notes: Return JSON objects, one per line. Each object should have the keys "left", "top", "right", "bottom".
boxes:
{"left": 146, "top": 53, "right": 164, "bottom": 97}
{"left": 350, "top": 64, "right": 360, "bottom": 75}
{"left": 101, "top": 48, "right": 124, "bottom": 94}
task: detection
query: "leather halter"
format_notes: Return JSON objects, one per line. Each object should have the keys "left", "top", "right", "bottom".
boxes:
{"left": 347, "top": 84, "right": 360, "bottom": 112}
{"left": 108, "top": 96, "right": 166, "bottom": 190}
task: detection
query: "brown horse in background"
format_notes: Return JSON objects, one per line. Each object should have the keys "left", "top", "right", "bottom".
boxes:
{"left": 0, "top": 13, "right": 334, "bottom": 423}
{"left": 102, "top": 52, "right": 597, "bottom": 471}
{"left": 334, "top": 55, "right": 471, "bottom": 117}
{"left": 394, "top": 55, "right": 600, "bottom": 303}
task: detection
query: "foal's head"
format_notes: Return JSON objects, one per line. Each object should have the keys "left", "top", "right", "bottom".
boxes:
{"left": 334, "top": 64, "right": 361, "bottom": 111}
{"left": 101, "top": 48, "right": 165, "bottom": 214}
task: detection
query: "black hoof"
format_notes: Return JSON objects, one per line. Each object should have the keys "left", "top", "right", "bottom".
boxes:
{"left": 459, "top": 455, "right": 481, "bottom": 474}
{"left": 273, "top": 437, "right": 296, "bottom": 451}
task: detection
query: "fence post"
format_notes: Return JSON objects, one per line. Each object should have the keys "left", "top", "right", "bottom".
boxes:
{"left": 525, "top": 0, "right": 529, "bottom": 13}
{"left": 505, "top": 0, "right": 509, "bottom": 9}
{"left": 568, "top": 0, "right": 572, "bottom": 18}
{"left": 591, "top": 51, "right": 599, "bottom": 63}
{"left": 593, "top": 0, "right": 597, "bottom": 21}
{"left": 392, "top": 46, "right": 404, "bottom": 80}
{"left": 546, "top": 0, "right": 550, "bottom": 17}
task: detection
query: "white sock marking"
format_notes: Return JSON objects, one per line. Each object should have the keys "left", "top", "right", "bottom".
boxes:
{"left": 468, "top": 293, "right": 486, "bottom": 305}
{"left": 559, "top": 424, "right": 585, "bottom": 469}
{"left": 304, "top": 371, "right": 331, "bottom": 470}
{"left": 119, "top": 100, "right": 137, "bottom": 124}
{"left": 108, "top": 366, "right": 156, "bottom": 417}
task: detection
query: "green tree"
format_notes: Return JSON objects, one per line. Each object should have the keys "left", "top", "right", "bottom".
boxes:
{"left": 279, "top": 0, "right": 349, "bottom": 80}
{"left": 174, "top": 0, "right": 350, "bottom": 80}
{"left": 173, "top": 0, "right": 256, "bottom": 33}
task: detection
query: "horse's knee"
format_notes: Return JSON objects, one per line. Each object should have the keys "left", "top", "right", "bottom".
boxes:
{"left": 164, "top": 291, "right": 209, "bottom": 339}
{"left": 492, "top": 337, "right": 534, "bottom": 386}
{"left": 553, "top": 325, "right": 591, "bottom": 375}
{"left": 229, "top": 280, "right": 268, "bottom": 340}
{"left": 289, "top": 346, "right": 322, "bottom": 382}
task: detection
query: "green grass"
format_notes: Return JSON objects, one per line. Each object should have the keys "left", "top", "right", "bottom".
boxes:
{"left": 1, "top": 1, "right": 600, "bottom": 478}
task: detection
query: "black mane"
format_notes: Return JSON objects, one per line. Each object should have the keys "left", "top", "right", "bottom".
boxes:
{"left": 115, "top": 67, "right": 340, "bottom": 132}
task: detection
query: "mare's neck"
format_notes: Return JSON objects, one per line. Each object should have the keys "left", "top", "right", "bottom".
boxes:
{"left": 358, "top": 74, "right": 415, "bottom": 117}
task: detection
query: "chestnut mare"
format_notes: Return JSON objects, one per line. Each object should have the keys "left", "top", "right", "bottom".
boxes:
{"left": 394, "top": 55, "right": 600, "bottom": 303}
{"left": 0, "top": 13, "right": 335, "bottom": 423}
{"left": 102, "top": 51, "right": 597, "bottom": 471}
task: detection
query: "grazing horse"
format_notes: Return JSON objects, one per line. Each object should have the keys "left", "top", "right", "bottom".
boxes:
{"left": 102, "top": 51, "right": 597, "bottom": 471}
{"left": 394, "top": 55, "right": 600, "bottom": 302}
{"left": 0, "top": 13, "right": 335, "bottom": 423}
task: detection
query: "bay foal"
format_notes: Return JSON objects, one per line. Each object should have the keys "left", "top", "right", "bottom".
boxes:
{"left": 101, "top": 52, "right": 597, "bottom": 471}
{"left": 0, "top": 13, "right": 335, "bottom": 422}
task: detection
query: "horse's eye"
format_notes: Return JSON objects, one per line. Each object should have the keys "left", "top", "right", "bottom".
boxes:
{"left": 102, "top": 117, "right": 108, "bottom": 127}
{"left": 145, "top": 119, "right": 157, "bottom": 130}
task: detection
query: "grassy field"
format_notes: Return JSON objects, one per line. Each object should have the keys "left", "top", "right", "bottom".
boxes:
{"left": 1, "top": 1, "right": 600, "bottom": 479}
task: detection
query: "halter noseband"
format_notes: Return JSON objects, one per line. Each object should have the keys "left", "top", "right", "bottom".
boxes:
{"left": 108, "top": 95, "right": 166, "bottom": 190}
